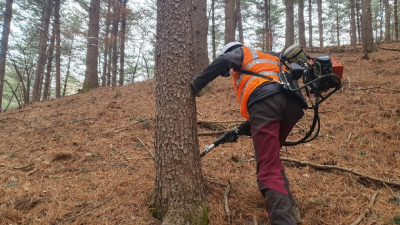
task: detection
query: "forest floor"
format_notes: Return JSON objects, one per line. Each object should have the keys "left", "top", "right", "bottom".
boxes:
{"left": 1, "top": 43, "right": 400, "bottom": 225}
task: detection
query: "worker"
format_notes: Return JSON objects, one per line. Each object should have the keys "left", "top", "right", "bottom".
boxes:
{"left": 191, "top": 42, "right": 304, "bottom": 224}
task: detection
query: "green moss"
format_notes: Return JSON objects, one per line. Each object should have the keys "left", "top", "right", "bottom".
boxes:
{"left": 181, "top": 204, "right": 209, "bottom": 225}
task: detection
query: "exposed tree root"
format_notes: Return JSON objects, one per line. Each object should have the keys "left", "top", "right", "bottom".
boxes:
{"left": 281, "top": 157, "right": 400, "bottom": 188}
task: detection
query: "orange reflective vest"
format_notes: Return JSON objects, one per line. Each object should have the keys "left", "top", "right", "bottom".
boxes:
{"left": 232, "top": 46, "right": 282, "bottom": 120}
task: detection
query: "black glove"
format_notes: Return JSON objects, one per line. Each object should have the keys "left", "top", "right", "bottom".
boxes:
{"left": 190, "top": 79, "right": 201, "bottom": 96}
{"left": 224, "top": 127, "right": 241, "bottom": 143}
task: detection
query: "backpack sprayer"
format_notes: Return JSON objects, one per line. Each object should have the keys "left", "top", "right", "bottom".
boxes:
{"left": 200, "top": 44, "right": 343, "bottom": 157}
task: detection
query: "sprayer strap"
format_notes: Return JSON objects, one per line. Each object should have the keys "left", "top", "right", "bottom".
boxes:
{"left": 238, "top": 70, "right": 273, "bottom": 81}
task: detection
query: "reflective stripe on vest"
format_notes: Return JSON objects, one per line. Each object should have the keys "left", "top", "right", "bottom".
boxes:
{"left": 232, "top": 46, "right": 281, "bottom": 120}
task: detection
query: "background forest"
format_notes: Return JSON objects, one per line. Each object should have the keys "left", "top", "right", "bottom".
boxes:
{"left": 0, "top": 0, "right": 399, "bottom": 111}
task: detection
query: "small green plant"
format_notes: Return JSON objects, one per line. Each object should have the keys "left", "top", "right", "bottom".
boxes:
{"left": 117, "top": 162, "right": 128, "bottom": 167}
{"left": 8, "top": 152, "right": 16, "bottom": 158}
{"left": 391, "top": 198, "right": 400, "bottom": 205}
{"left": 7, "top": 181, "right": 17, "bottom": 187}
{"left": 135, "top": 142, "right": 143, "bottom": 148}
{"left": 91, "top": 155, "right": 100, "bottom": 161}
{"left": 359, "top": 151, "right": 367, "bottom": 156}
{"left": 392, "top": 215, "right": 400, "bottom": 224}
{"left": 239, "top": 158, "right": 246, "bottom": 163}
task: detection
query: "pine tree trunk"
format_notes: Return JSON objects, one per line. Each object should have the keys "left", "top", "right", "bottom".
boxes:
{"left": 63, "top": 39, "right": 73, "bottom": 97}
{"left": 43, "top": 22, "right": 56, "bottom": 101}
{"left": 361, "top": 0, "right": 376, "bottom": 52}
{"left": 54, "top": 0, "right": 61, "bottom": 97}
{"left": 192, "top": 0, "right": 209, "bottom": 74}
{"left": 298, "top": 0, "right": 306, "bottom": 47}
{"left": 32, "top": 0, "right": 53, "bottom": 102}
{"left": 265, "top": 0, "right": 272, "bottom": 51}
{"left": 336, "top": 8, "right": 340, "bottom": 46}
{"left": 350, "top": 0, "right": 357, "bottom": 45}
{"left": 83, "top": 0, "right": 100, "bottom": 91}
{"left": 102, "top": 0, "right": 112, "bottom": 86}
{"left": 154, "top": 0, "right": 206, "bottom": 223}
{"left": 356, "top": 0, "right": 362, "bottom": 43}
{"left": 111, "top": 1, "right": 120, "bottom": 87}
{"left": 0, "top": 0, "right": 13, "bottom": 112}
{"left": 224, "top": 0, "right": 236, "bottom": 44}
{"left": 119, "top": 0, "right": 127, "bottom": 86}
{"left": 308, "top": 0, "right": 312, "bottom": 48}
{"left": 395, "top": 0, "right": 398, "bottom": 42}
{"left": 235, "top": 0, "right": 244, "bottom": 44}
{"left": 317, "top": 0, "right": 323, "bottom": 47}
{"left": 211, "top": 0, "right": 216, "bottom": 59}
{"left": 380, "top": 0, "right": 383, "bottom": 42}
{"left": 285, "top": 0, "right": 294, "bottom": 49}
{"left": 384, "top": 0, "right": 390, "bottom": 42}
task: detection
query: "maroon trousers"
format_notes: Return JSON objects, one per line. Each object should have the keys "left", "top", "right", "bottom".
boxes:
{"left": 248, "top": 92, "right": 304, "bottom": 225}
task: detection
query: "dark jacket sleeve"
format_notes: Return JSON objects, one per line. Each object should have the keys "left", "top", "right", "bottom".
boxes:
{"left": 191, "top": 47, "right": 244, "bottom": 91}
{"left": 237, "top": 120, "right": 251, "bottom": 136}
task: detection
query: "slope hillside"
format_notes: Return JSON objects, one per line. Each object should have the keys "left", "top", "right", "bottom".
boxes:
{"left": 1, "top": 43, "right": 400, "bottom": 225}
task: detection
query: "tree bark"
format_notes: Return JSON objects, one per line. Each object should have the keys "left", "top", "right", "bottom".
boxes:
{"left": 54, "top": 0, "right": 61, "bottom": 97}
{"left": 265, "top": 0, "right": 273, "bottom": 51}
{"left": 350, "top": 0, "right": 357, "bottom": 45}
{"left": 317, "top": 0, "right": 323, "bottom": 47}
{"left": 102, "top": 0, "right": 112, "bottom": 86}
{"left": 298, "top": 0, "right": 306, "bottom": 47}
{"left": 384, "top": 0, "right": 390, "bottom": 42}
{"left": 235, "top": 0, "right": 244, "bottom": 44}
{"left": 32, "top": 0, "right": 53, "bottom": 102}
{"left": 63, "top": 39, "right": 73, "bottom": 97}
{"left": 395, "top": 0, "right": 398, "bottom": 42}
{"left": 111, "top": 0, "right": 120, "bottom": 87}
{"left": 361, "top": 0, "right": 377, "bottom": 52}
{"left": 211, "top": 0, "right": 216, "bottom": 59}
{"left": 0, "top": 0, "right": 13, "bottom": 112}
{"left": 82, "top": 0, "right": 100, "bottom": 91}
{"left": 224, "top": 0, "right": 236, "bottom": 44}
{"left": 43, "top": 21, "right": 56, "bottom": 100}
{"left": 336, "top": 5, "right": 340, "bottom": 46}
{"left": 308, "top": 0, "right": 312, "bottom": 48}
{"left": 356, "top": 0, "right": 362, "bottom": 43}
{"left": 154, "top": 0, "right": 206, "bottom": 223}
{"left": 119, "top": 0, "right": 127, "bottom": 86}
{"left": 192, "top": 0, "right": 209, "bottom": 74}
{"left": 284, "top": 0, "right": 294, "bottom": 50}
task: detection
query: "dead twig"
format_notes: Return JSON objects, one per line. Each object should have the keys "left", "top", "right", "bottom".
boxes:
{"left": 62, "top": 196, "right": 115, "bottom": 223}
{"left": 12, "top": 163, "right": 34, "bottom": 170}
{"left": 136, "top": 137, "right": 155, "bottom": 160}
{"left": 346, "top": 132, "right": 352, "bottom": 143}
{"left": 205, "top": 179, "right": 226, "bottom": 186}
{"left": 280, "top": 157, "right": 400, "bottom": 188}
{"left": 380, "top": 47, "right": 400, "bottom": 52}
{"left": 198, "top": 130, "right": 227, "bottom": 136}
{"left": 350, "top": 192, "right": 378, "bottom": 225}
{"left": 15, "top": 140, "right": 40, "bottom": 152}
{"left": 224, "top": 181, "right": 233, "bottom": 225}
{"left": 383, "top": 183, "right": 400, "bottom": 199}
{"left": 197, "top": 120, "right": 245, "bottom": 124}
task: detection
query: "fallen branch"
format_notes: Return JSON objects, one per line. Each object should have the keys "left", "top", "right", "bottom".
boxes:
{"left": 280, "top": 157, "right": 400, "bottom": 188}
{"left": 15, "top": 140, "right": 40, "bottom": 152}
{"left": 198, "top": 130, "right": 226, "bottom": 136}
{"left": 350, "top": 192, "right": 378, "bottom": 225}
{"left": 224, "top": 181, "right": 233, "bottom": 225}
{"left": 95, "top": 121, "right": 139, "bottom": 137}
{"left": 380, "top": 47, "right": 400, "bottom": 52}
{"left": 12, "top": 163, "right": 34, "bottom": 170}
{"left": 62, "top": 196, "right": 114, "bottom": 222}
{"left": 136, "top": 137, "right": 155, "bottom": 160}
{"left": 197, "top": 120, "right": 245, "bottom": 124}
